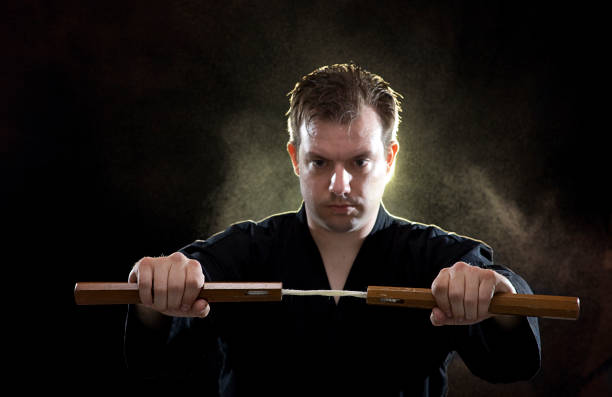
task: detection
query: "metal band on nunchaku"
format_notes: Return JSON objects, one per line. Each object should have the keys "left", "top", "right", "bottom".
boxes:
{"left": 74, "top": 282, "right": 580, "bottom": 320}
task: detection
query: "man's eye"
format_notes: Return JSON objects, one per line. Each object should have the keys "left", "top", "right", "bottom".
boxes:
{"left": 355, "top": 159, "right": 368, "bottom": 167}
{"left": 311, "top": 159, "right": 326, "bottom": 168}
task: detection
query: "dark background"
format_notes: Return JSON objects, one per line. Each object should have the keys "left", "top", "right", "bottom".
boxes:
{"left": 4, "top": 1, "right": 611, "bottom": 395}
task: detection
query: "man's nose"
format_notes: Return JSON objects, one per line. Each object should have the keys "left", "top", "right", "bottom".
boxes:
{"left": 329, "top": 164, "right": 352, "bottom": 196}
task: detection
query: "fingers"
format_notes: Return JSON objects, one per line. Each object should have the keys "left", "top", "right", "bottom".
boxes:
{"left": 192, "top": 299, "right": 211, "bottom": 318}
{"left": 181, "top": 259, "right": 206, "bottom": 312}
{"left": 448, "top": 263, "right": 466, "bottom": 321}
{"left": 167, "top": 260, "right": 186, "bottom": 312}
{"left": 153, "top": 260, "right": 170, "bottom": 312}
{"left": 133, "top": 257, "right": 154, "bottom": 306}
{"left": 128, "top": 266, "right": 138, "bottom": 283}
{"left": 464, "top": 268, "right": 480, "bottom": 322}
{"left": 130, "top": 252, "right": 206, "bottom": 318}
{"left": 495, "top": 273, "right": 517, "bottom": 294}
{"left": 430, "top": 261, "right": 513, "bottom": 326}
{"left": 478, "top": 271, "right": 496, "bottom": 320}
{"left": 430, "top": 307, "right": 448, "bottom": 326}
{"left": 431, "top": 268, "right": 452, "bottom": 318}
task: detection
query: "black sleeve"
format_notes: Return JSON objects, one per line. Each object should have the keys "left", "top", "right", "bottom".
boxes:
{"left": 451, "top": 244, "right": 542, "bottom": 383}
{"left": 123, "top": 305, "right": 222, "bottom": 389}
{"left": 179, "top": 222, "right": 259, "bottom": 282}
{"left": 123, "top": 222, "right": 259, "bottom": 390}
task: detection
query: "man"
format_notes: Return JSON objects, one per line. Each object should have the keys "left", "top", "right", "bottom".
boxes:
{"left": 125, "top": 63, "right": 541, "bottom": 396}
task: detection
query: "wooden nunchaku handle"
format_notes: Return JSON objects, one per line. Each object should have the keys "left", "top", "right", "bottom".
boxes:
{"left": 366, "top": 286, "right": 580, "bottom": 320}
{"left": 74, "top": 282, "right": 283, "bottom": 305}
{"left": 74, "top": 282, "right": 580, "bottom": 320}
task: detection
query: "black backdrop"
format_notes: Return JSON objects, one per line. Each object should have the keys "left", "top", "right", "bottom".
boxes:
{"left": 5, "top": 1, "right": 611, "bottom": 395}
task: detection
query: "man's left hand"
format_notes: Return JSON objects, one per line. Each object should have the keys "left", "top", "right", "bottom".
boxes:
{"left": 430, "top": 261, "right": 516, "bottom": 326}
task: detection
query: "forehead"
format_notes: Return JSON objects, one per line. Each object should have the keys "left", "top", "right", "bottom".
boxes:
{"left": 299, "top": 106, "right": 384, "bottom": 156}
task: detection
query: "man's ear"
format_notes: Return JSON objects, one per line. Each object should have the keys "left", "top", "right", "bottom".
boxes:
{"left": 287, "top": 142, "right": 300, "bottom": 176}
{"left": 386, "top": 141, "right": 399, "bottom": 173}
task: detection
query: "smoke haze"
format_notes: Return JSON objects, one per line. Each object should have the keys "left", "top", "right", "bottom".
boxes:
{"left": 5, "top": 1, "right": 610, "bottom": 395}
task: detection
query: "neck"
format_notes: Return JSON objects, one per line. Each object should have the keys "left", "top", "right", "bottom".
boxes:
{"left": 310, "top": 226, "right": 365, "bottom": 252}
{"left": 307, "top": 210, "right": 377, "bottom": 295}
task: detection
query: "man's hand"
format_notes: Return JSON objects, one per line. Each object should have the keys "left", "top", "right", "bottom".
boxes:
{"left": 128, "top": 252, "right": 210, "bottom": 321}
{"left": 430, "top": 261, "right": 516, "bottom": 326}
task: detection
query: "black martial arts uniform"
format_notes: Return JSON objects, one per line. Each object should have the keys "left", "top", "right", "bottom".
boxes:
{"left": 124, "top": 204, "right": 541, "bottom": 396}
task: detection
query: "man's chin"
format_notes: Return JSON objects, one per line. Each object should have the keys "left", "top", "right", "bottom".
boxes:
{"left": 324, "top": 225, "right": 355, "bottom": 233}
{"left": 321, "top": 218, "right": 361, "bottom": 233}
{"left": 306, "top": 205, "right": 366, "bottom": 233}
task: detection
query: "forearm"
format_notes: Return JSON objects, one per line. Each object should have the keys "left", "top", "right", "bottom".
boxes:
{"left": 124, "top": 304, "right": 174, "bottom": 376}
{"left": 124, "top": 303, "right": 222, "bottom": 382}
{"left": 455, "top": 262, "right": 542, "bottom": 381}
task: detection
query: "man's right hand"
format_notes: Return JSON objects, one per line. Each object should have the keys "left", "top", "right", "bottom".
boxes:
{"left": 128, "top": 252, "right": 210, "bottom": 321}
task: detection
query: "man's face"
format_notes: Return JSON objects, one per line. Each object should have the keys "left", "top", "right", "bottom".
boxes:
{"left": 288, "top": 105, "right": 398, "bottom": 235}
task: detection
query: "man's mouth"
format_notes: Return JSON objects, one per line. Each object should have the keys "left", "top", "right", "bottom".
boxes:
{"left": 327, "top": 203, "right": 357, "bottom": 213}
{"left": 327, "top": 201, "right": 354, "bottom": 207}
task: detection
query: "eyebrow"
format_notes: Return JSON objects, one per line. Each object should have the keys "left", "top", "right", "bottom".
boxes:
{"left": 303, "top": 150, "right": 376, "bottom": 159}
{"left": 351, "top": 150, "right": 376, "bottom": 158}
{"left": 303, "top": 151, "right": 327, "bottom": 159}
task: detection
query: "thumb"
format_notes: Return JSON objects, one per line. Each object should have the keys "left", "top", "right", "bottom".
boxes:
{"left": 494, "top": 272, "right": 517, "bottom": 294}
{"left": 128, "top": 267, "right": 138, "bottom": 283}
{"left": 430, "top": 307, "right": 448, "bottom": 326}
{"left": 190, "top": 299, "right": 211, "bottom": 318}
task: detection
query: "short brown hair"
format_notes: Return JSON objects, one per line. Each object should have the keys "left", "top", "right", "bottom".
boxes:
{"left": 286, "top": 63, "right": 402, "bottom": 150}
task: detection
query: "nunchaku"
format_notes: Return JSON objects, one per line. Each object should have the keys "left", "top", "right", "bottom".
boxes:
{"left": 74, "top": 282, "right": 580, "bottom": 320}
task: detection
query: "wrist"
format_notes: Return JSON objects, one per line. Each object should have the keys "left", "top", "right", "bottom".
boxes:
{"left": 135, "top": 304, "right": 171, "bottom": 329}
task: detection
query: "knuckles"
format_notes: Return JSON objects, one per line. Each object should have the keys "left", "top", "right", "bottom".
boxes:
{"left": 169, "top": 251, "right": 185, "bottom": 260}
{"left": 133, "top": 252, "right": 204, "bottom": 314}
{"left": 450, "top": 261, "right": 469, "bottom": 271}
{"left": 449, "top": 261, "right": 497, "bottom": 281}
{"left": 185, "top": 258, "right": 201, "bottom": 271}
{"left": 137, "top": 253, "right": 199, "bottom": 273}
{"left": 431, "top": 268, "right": 449, "bottom": 295}
{"left": 185, "top": 277, "right": 202, "bottom": 290}
{"left": 137, "top": 256, "right": 154, "bottom": 269}
{"left": 432, "top": 261, "right": 500, "bottom": 324}
{"left": 431, "top": 281, "right": 447, "bottom": 297}
{"left": 480, "top": 269, "right": 497, "bottom": 282}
